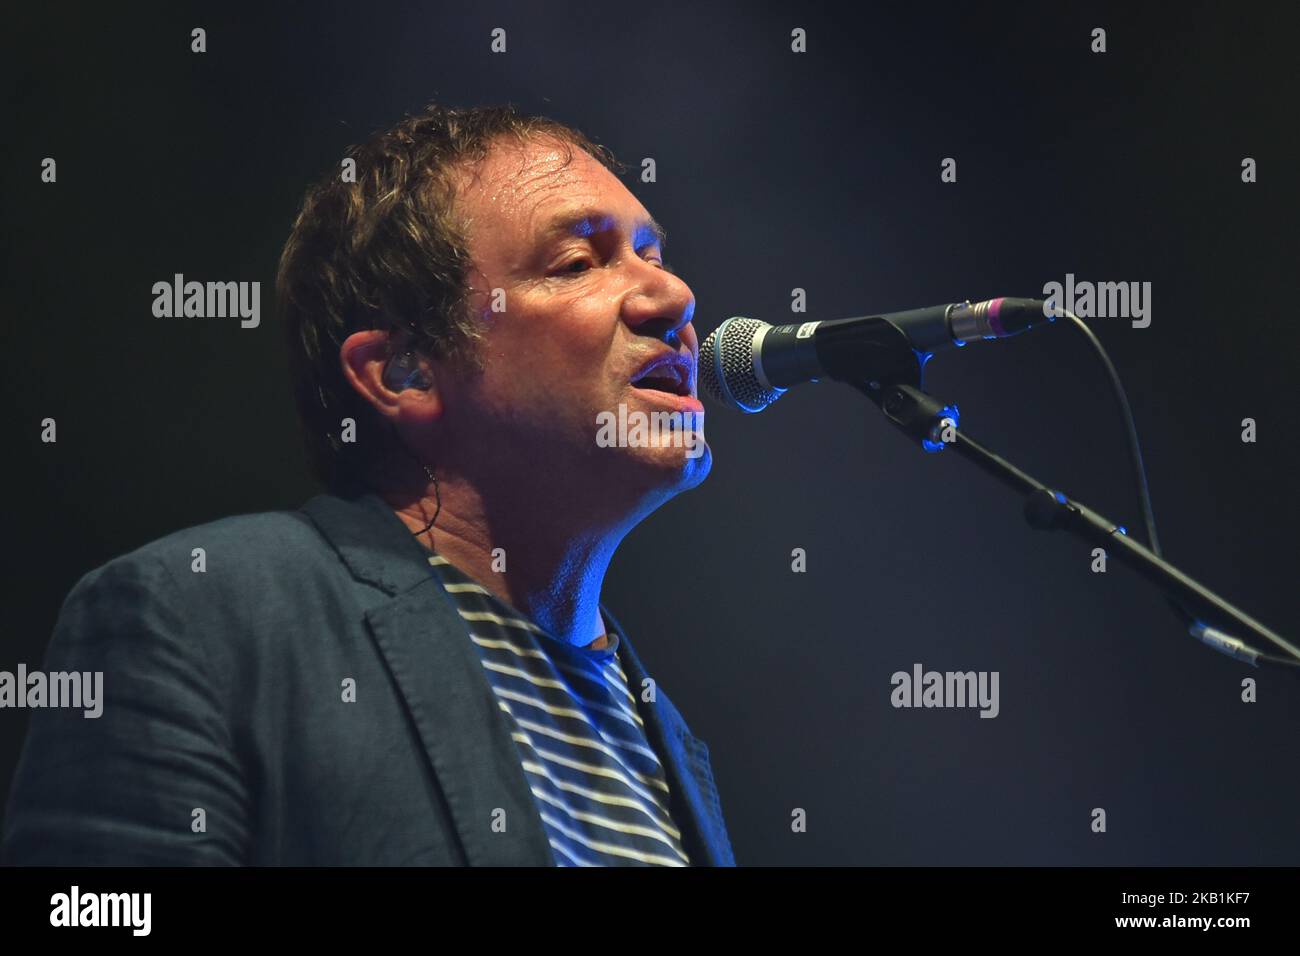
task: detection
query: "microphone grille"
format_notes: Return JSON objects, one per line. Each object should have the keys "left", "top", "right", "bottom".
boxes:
{"left": 699, "top": 317, "right": 783, "bottom": 413}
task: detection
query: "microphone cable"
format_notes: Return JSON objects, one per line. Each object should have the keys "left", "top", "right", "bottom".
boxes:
{"left": 1059, "top": 309, "right": 1298, "bottom": 668}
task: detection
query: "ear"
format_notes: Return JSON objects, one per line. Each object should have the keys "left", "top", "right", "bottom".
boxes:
{"left": 340, "top": 329, "right": 444, "bottom": 425}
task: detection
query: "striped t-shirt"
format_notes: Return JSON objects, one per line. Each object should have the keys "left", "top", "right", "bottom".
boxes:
{"left": 427, "top": 553, "right": 691, "bottom": 867}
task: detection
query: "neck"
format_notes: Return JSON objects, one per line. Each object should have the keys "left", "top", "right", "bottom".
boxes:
{"left": 381, "top": 472, "right": 626, "bottom": 650}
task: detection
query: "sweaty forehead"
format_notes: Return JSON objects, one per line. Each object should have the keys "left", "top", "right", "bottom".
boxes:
{"left": 467, "top": 138, "right": 590, "bottom": 202}
{"left": 453, "top": 137, "right": 645, "bottom": 259}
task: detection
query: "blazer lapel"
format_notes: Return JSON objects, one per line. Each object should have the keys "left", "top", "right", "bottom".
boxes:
{"left": 302, "top": 492, "right": 734, "bottom": 866}
{"left": 601, "top": 603, "right": 735, "bottom": 866}
{"left": 302, "top": 494, "right": 554, "bottom": 866}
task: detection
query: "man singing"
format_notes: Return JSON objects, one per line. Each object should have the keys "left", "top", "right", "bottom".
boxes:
{"left": 3, "top": 103, "right": 734, "bottom": 866}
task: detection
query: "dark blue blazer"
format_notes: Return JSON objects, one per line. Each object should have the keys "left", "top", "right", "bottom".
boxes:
{"left": 3, "top": 493, "right": 735, "bottom": 866}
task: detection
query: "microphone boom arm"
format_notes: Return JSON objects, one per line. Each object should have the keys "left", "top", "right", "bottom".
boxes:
{"left": 860, "top": 381, "right": 1300, "bottom": 672}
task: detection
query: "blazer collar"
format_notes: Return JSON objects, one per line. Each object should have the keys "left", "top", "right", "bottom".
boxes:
{"left": 300, "top": 492, "right": 435, "bottom": 596}
{"left": 301, "top": 492, "right": 732, "bottom": 866}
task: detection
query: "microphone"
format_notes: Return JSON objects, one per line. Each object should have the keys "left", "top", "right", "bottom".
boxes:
{"left": 700, "top": 297, "right": 1050, "bottom": 412}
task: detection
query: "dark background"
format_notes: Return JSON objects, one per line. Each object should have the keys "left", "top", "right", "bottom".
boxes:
{"left": 3, "top": 0, "right": 1297, "bottom": 865}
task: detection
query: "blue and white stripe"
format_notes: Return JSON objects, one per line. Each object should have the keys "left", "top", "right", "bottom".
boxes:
{"left": 429, "top": 554, "right": 690, "bottom": 867}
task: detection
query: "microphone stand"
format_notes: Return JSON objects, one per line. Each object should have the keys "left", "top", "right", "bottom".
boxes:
{"left": 857, "top": 379, "right": 1300, "bottom": 672}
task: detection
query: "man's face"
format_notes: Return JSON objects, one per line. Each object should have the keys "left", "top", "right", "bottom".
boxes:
{"left": 438, "top": 135, "right": 710, "bottom": 513}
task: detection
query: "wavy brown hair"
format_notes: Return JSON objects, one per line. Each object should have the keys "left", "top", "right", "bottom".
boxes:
{"left": 276, "top": 102, "right": 624, "bottom": 495}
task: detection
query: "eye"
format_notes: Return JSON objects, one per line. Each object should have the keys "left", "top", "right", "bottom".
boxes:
{"left": 558, "top": 258, "right": 592, "bottom": 275}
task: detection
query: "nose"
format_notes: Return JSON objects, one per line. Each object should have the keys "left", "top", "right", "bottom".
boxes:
{"left": 622, "top": 259, "right": 697, "bottom": 352}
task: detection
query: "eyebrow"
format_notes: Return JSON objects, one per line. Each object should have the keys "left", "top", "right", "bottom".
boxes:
{"left": 540, "top": 209, "right": 668, "bottom": 250}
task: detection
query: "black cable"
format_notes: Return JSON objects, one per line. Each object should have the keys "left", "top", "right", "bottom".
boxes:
{"left": 388, "top": 423, "right": 441, "bottom": 540}
{"left": 1061, "top": 310, "right": 1300, "bottom": 669}
{"left": 1061, "top": 311, "right": 1161, "bottom": 555}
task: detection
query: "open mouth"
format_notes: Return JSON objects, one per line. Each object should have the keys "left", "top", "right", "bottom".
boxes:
{"left": 630, "top": 357, "right": 693, "bottom": 397}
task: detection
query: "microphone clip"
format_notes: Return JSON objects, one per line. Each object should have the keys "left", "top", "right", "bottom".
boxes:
{"left": 858, "top": 382, "right": 960, "bottom": 454}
